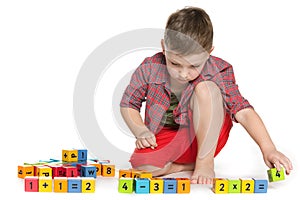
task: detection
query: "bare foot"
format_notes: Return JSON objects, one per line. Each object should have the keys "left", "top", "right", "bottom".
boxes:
{"left": 191, "top": 157, "right": 215, "bottom": 184}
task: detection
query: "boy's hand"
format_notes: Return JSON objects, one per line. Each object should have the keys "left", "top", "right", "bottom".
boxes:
{"left": 263, "top": 149, "right": 293, "bottom": 175}
{"left": 135, "top": 131, "right": 158, "bottom": 149}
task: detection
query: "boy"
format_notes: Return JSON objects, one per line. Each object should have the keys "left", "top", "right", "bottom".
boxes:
{"left": 120, "top": 7, "right": 292, "bottom": 184}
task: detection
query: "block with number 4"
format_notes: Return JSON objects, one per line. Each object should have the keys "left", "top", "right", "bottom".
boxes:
{"left": 118, "top": 178, "right": 134, "bottom": 193}
{"left": 268, "top": 167, "right": 285, "bottom": 182}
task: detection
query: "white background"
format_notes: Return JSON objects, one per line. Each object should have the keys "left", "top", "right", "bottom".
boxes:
{"left": 1, "top": 0, "right": 299, "bottom": 199}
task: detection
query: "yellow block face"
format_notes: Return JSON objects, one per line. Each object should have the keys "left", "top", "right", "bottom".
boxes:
{"left": 240, "top": 179, "right": 254, "bottom": 193}
{"left": 101, "top": 164, "right": 115, "bottom": 177}
{"left": 176, "top": 178, "right": 190, "bottom": 193}
{"left": 82, "top": 178, "right": 96, "bottom": 193}
{"left": 39, "top": 177, "right": 52, "bottom": 192}
{"left": 37, "top": 166, "right": 52, "bottom": 178}
{"left": 131, "top": 170, "right": 142, "bottom": 178}
{"left": 18, "top": 165, "right": 34, "bottom": 178}
{"left": 62, "top": 150, "right": 78, "bottom": 162}
{"left": 140, "top": 172, "right": 152, "bottom": 179}
{"left": 119, "top": 169, "right": 132, "bottom": 178}
{"left": 213, "top": 178, "right": 228, "bottom": 194}
{"left": 150, "top": 178, "right": 164, "bottom": 193}
{"left": 54, "top": 177, "right": 68, "bottom": 192}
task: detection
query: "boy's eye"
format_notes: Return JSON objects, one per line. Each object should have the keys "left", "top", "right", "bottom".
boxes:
{"left": 171, "top": 62, "right": 179, "bottom": 66}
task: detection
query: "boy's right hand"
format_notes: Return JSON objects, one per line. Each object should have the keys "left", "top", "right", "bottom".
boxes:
{"left": 135, "top": 131, "right": 158, "bottom": 149}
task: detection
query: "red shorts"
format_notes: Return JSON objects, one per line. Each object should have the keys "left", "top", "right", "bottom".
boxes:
{"left": 129, "top": 110, "right": 233, "bottom": 168}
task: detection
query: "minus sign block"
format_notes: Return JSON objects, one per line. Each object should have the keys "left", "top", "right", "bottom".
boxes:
{"left": 135, "top": 178, "right": 150, "bottom": 194}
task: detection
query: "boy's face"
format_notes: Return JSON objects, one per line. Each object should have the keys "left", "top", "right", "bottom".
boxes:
{"left": 162, "top": 41, "right": 210, "bottom": 85}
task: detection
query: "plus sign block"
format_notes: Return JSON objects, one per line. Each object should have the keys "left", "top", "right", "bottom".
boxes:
{"left": 39, "top": 177, "right": 52, "bottom": 192}
{"left": 268, "top": 167, "right": 285, "bottom": 182}
{"left": 62, "top": 149, "right": 78, "bottom": 162}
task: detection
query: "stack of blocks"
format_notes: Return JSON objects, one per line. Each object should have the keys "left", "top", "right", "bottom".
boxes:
{"left": 18, "top": 149, "right": 116, "bottom": 193}
{"left": 212, "top": 167, "right": 285, "bottom": 194}
{"left": 118, "top": 169, "right": 190, "bottom": 194}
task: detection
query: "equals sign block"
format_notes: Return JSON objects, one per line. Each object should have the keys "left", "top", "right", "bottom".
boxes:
{"left": 68, "top": 177, "right": 82, "bottom": 193}
{"left": 253, "top": 179, "right": 268, "bottom": 193}
{"left": 163, "top": 178, "right": 177, "bottom": 193}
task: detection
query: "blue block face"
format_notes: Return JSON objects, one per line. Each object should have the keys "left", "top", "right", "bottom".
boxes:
{"left": 163, "top": 178, "right": 177, "bottom": 193}
{"left": 77, "top": 149, "right": 88, "bottom": 161}
{"left": 135, "top": 178, "right": 150, "bottom": 194}
{"left": 68, "top": 179, "right": 82, "bottom": 193}
{"left": 253, "top": 179, "right": 268, "bottom": 193}
{"left": 81, "top": 166, "right": 97, "bottom": 178}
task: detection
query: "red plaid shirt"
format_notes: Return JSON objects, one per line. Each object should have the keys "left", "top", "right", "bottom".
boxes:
{"left": 120, "top": 52, "right": 253, "bottom": 134}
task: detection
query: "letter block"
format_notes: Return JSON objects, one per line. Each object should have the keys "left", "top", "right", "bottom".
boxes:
{"left": 228, "top": 179, "right": 241, "bottom": 193}
{"left": 63, "top": 166, "right": 78, "bottom": 177}
{"left": 101, "top": 164, "right": 115, "bottom": 177}
{"left": 81, "top": 177, "right": 96, "bottom": 193}
{"left": 77, "top": 149, "right": 88, "bottom": 161}
{"left": 212, "top": 178, "right": 228, "bottom": 194}
{"left": 240, "top": 178, "right": 254, "bottom": 193}
{"left": 54, "top": 177, "right": 68, "bottom": 192}
{"left": 267, "top": 167, "right": 285, "bottom": 182}
{"left": 163, "top": 178, "right": 177, "bottom": 193}
{"left": 62, "top": 149, "right": 78, "bottom": 162}
{"left": 119, "top": 169, "right": 132, "bottom": 178}
{"left": 176, "top": 178, "right": 190, "bottom": 193}
{"left": 150, "top": 178, "right": 164, "bottom": 193}
{"left": 37, "top": 166, "right": 52, "bottom": 177}
{"left": 118, "top": 178, "right": 134, "bottom": 193}
{"left": 135, "top": 178, "right": 150, "bottom": 194}
{"left": 81, "top": 165, "right": 97, "bottom": 178}
{"left": 18, "top": 165, "right": 34, "bottom": 178}
{"left": 39, "top": 177, "right": 52, "bottom": 192}
{"left": 90, "top": 163, "right": 102, "bottom": 176}
{"left": 131, "top": 169, "right": 142, "bottom": 178}
{"left": 68, "top": 177, "right": 82, "bottom": 193}
{"left": 253, "top": 179, "right": 268, "bottom": 193}
{"left": 140, "top": 172, "right": 152, "bottom": 178}
{"left": 25, "top": 176, "right": 39, "bottom": 192}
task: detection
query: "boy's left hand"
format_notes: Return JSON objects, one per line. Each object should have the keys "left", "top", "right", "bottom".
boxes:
{"left": 263, "top": 149, "right": 293, "bottom": 175}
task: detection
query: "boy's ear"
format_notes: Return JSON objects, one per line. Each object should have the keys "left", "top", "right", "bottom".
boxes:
{"left": 161, "top": 39, "right": 165, "bottom": 54}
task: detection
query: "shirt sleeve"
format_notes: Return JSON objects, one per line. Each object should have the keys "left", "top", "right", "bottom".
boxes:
{"left": 120, "top": 59, "right": 149, "bottom": 112}
{"left": 212, "top": 65, "right": 253, "bottom": 123}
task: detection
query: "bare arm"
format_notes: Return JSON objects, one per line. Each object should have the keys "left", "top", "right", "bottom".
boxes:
{"left": 120, "top": 107, "right": 157, "bottom": 149}
{"left": 235, "top": 108, "right": 293, "bottom": 174}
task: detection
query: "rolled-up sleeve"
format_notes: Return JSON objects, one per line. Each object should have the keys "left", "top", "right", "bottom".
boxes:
{"left": 120, "top": 61, "right": 149, "bottom": 112}
{"left": 216, "top": 65, "right": 253, "bottom": 122}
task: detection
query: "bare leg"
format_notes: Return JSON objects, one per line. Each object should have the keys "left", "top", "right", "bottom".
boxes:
{"left": 190, "top": 81, "right": 224, "bottom": 184}
{"left": 136, "top": 162, "right": 194, "bottom": 177}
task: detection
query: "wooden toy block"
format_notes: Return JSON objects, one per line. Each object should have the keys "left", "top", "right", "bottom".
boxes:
{"left": 118, "top": 178, "right": 134, "bottom": 193}
{"left": 267, "top": 167, "right": 285, "bottom": 182}
{"left": 81, "top": 165, "right": 97, "bottom": 178}
{"left": 50, "top": 165, "right": 64, "bottom": 177}
{"left": 140, "top": 172, "right": 152, "bottom": 178}
{"left": 68, "top": 177, "right": 82, "bottom": 193}
{"left": 119, "top": 169, "right": 132, "bottom": 178}
{"left": 135, "top": 178, "right": 150, "bottom": 194}
{"left": 240, "top": 178, "right": 254, "bottom": 193}
{"left": 150, "top": 178, "right": 164, "bottom": 193}
{"left": 212, "top": 178, "right": 228, "bottom": 194}
{"left": 228, "top": 179, "right": 241, "bottom": 193}
{"left": 24, "top": 176, "right": 39, "bottom": 192}
{"left": 101, "top": 164, "right": 115, "bottom": 177}
{"left": 18, "top": 165, "right": 34, "bottom": 178}
{"left": 54, "top": 177, "right": 68, "bottom": 192}
{"left": 39, "top": 177, "right": 52, "bottom": 192}
{"left": 37, "top": 166, "right": 52, "bottom": 178}
{"left": 253, "top": 179, "right": 268, "bottom": 193}
{"left": 131, "top": 169, "right": 142, "bottom": 178}
{"left": 90, "top": 163, "right": 102, "bottom": 176}
{"left": 176, "top": 178, "right": 190, "bottom": 193}
{"left": 77, "top": 149, "right": 88, "bottom": 161}
{"left": 81, "top": 177, "right": 96, "bottom": 193}
{"left": 163, "top": 178, "right": 177, "bottom": 193}
{"left": 63, "top": 166, "right": 78, "bottom": 177}
{"left": 62, "top": 149, "right": 78, "bottom": 162}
